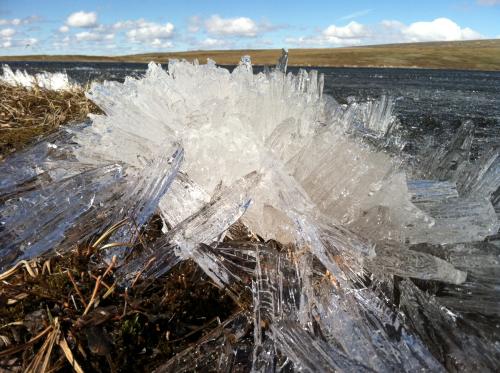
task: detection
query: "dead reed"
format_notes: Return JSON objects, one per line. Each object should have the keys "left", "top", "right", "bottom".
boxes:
{"left": 0, "top": 82, "right": 102, "bottom": 159}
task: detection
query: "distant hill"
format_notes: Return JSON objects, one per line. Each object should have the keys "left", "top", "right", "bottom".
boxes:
{"left": 1, "top": 39, "right": 499, "bottom": 71}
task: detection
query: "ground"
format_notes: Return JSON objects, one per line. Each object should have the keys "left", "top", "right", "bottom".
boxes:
{"left": 1, "top": 39, "right": 499, "bottom": 71}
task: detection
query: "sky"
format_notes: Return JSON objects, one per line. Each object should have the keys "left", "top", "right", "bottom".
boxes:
{"left": 0, "top": 0, "right": 499, "bottom": 55}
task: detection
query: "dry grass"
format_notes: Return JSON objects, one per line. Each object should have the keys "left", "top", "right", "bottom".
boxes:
{"left": 1, "top": 39, "right": 499, "bottom": 71}
{"left": 0, "top": 82, "right": 102, "bottom": 159}
{"left": 0, "top": 218, "right": 244, "bottom": 372}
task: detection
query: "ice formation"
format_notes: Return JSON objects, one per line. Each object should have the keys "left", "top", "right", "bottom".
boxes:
{"left": 1, "top": 52, "right": 499, "bottom": 371}
{"left": 0, "top": 64, "right": 76, "bottom": 90}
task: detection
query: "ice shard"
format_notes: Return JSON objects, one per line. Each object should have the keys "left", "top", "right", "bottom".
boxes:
{"left": 0, "top": 142, "right": 183, "bottom": 270}
{"left": 0, "top": 164, "right": 125, "bottom": 269}
{"left": 1, "top": 64, "right": 77, "bottom": 90}
{"left": 116, "top": 172, "right": 259, "bottom": 286}
{"left": 399, "top": 280, "right": 500, "bottom": 371}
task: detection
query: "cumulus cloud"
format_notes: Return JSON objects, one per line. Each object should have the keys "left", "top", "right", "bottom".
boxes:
{"left": 287, "top": 17, "right": 483, "bottom": 47}
{"left": 0, "top": 16, "right": 40, "bottom": 26}
{"left": 323, "top": 21, "right": 368, "bottom": 40}
{"left": 52, "top": 16, "right": 177, "bottom": 51}
{"left": 0, "top": 27, "right": 15, "bottom": 49}
{"left": 113, "top": 19, "right": 146, "bottom": 30}
{"left": 66, "top": 11, "right": 98, "bottom": 28}
{"left": 286, "top": 21, "right": 369, "bottom": 46}
{"left": 24, "top": 38, "right": 37, "bottom": 46}
{"left": 76, "top": 31, "right": 114, "bottom": 42}
{"left": 151, "top": 38, "right": 173, "bottom": 48}
{"left": 205, "top": 15, "right": 259, "bottom": 37}
{"left": 403, "top": 18, "right": 482, "bottom": 42}
{"left": 126, "top": 21, "right": 174, "bottom": 42}
{"left": 0, "top": 28, "right": 15, "bottom": 38}
{"left": 1, "top": 36, "right": 37, "bottom": 49}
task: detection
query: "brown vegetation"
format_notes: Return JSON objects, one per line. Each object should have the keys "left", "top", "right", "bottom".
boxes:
{"left": 0, "top": 83, "right": 101, "bottom": 158}
{"left": 1, "top": 39, "right": 499, "bottom": 71}
{"left": 0, "top": 218, "right": 251, "bottom": 372}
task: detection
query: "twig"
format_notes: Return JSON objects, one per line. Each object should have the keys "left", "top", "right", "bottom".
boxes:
{"left": 82, "top": 276, "right": 101, "bottom": 316}
{"left": 89, "top": 274, "right": 112, "bottom": 290}
{"left": 67, "top": 271, "right": 88, "bottom": 308}
{"left": 131, "top": 257, "right": 156, "bottom": 288}
{"left": 102, "top": 282, "right": 116, "bottom": 299}
{"left": 102, "top": 256, "right": 117, "bottom": 279}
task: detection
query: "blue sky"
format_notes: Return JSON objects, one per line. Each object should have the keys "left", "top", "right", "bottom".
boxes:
{"left": 0, "top": 0, "right": 499, "bottom": 55}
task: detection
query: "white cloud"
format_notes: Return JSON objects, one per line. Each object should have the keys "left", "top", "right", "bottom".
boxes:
{"left": 126, "top": 21, "right": 174, "bottom": 42}
{"left": 287, "top": 18, "right": 483, "bottom": 47}
{"left": 151, "top": 38, "right": 173, "bottom": 48}
{"left": 113, "top": 19, "right": 146, "bottom": 30}
{"left": 59, "top": 25, "right": 69, "bottom": 33}
{"left": 0, "top": 16, "right": 40, "bottom": 26}
{"left": 403, "top": 18, "right": 482, "bottom": 42}
{"left": 25, "top": 38, "right": 37, "bottom": 46}
{"left": 10, "top": 19, "right": 21, "bottom": 26}
{"left": 339, "top": 9, "right": 371, "bottom": 21}
{"left": 205, "top": 15, "right": 259, "bottom": 37}
{"left": 66, "top": 11, "right": 98, "bottom": 28}
{"left": 1, "top": 36, "right": 37, "bottom": 49}
{"left": 0, "top": 16, "right": 41, "bottom": 50}
{"left": 380, "top": 20, "right": 405, "bottom": 30}
{"left": 323, "top": 21, "right": 368, "bottom": 40}
{"left": 286, "top": 21, "right": 369, "bottom": 47}
{"left": 76, "top": 31, "right": 114, "bottom": 41}
{"left": 188, "top": 16, "right": 201, "bottom": 33}
{"left": 0, "top": 28, "right": 15, "bottom": 38}
{"left": 198, "top": 37, "right": 233, "bottom": 49}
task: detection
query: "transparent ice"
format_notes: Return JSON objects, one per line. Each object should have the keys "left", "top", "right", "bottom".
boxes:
{"left": 1, "top": 52, "right": 499, "bottom": 371}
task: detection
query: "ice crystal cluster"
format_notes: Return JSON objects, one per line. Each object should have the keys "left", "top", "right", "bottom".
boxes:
{"left": 1, "top": 53, "right": 499, "bottom": 371}
{"left": 1, "top": 65, "right": 76, "bottom": 91}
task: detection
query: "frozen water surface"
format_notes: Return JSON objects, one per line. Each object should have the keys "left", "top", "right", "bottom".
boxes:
{"left": 0, "top": 52, "right": 499, "bottom": 371}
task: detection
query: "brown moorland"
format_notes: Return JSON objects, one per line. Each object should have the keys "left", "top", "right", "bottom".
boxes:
{"left": 1, "top": 39, "right": 499, "bottom": 71}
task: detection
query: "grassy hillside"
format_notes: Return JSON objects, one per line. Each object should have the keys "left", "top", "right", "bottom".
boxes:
{"left": 1, "top": 39, "right": 499, "bottom": 71}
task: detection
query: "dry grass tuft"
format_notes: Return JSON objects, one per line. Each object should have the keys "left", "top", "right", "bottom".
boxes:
{"left": 0, "top": 82, "right": 102, "bottom": 159}
{"left": 0, "top": 216, "right": 242, "bottom": 372}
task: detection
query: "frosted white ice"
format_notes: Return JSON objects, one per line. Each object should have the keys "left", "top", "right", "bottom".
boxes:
{"left": 1, "top": 64, "right": 77, "bottom": 91}
{"left": 76, "top": 59, "right": 498, "bottom": 251}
